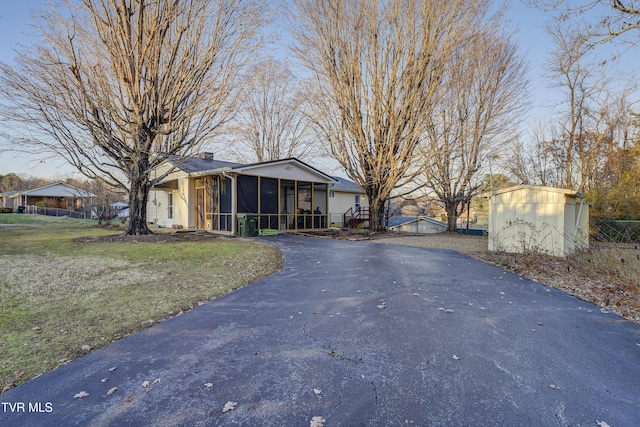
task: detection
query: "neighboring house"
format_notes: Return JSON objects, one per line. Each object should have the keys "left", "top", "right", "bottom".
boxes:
{"left": 148, "top": 154, "right": 366, "bottom": 235}
{"left": 91, "top": 202, "right": 130, "bottom": 220}
{"left": 388, "top": 216, "right": 448, "bottom": 234}
{"left": 111, "top": 202, "right": 130, "bottom": 219}
{"left": 483, "top": 185, "right": 589, "bottom": 256}
{"left": 423, "top": 200, "right": 477, "bottom": 225}
{"left": 9, "top": 182, "right": 96, "bottom": 211}
{"left": 0, "top": 190, "right": 20, "bottom": 209}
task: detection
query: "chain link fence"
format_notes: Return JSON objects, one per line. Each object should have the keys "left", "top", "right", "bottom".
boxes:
{"left": 591, "top": 220, "right": 640, "bottom": 244}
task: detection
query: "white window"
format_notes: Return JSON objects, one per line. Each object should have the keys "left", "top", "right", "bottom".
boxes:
{"left": 329, "top": 191, "right": 335, "bottom": 198}
{"left": 167, "top": 193, "right": 174, "bottom": 219}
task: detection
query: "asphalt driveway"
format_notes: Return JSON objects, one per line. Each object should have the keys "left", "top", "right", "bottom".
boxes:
{"left": 1, "top": 234, "right": 639, "bottom": 426}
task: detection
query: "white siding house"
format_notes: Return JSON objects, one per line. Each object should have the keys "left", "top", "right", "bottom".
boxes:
{"left": 147, "top": 155, "right": 337, "bottom": 235}
{"left": 148, "top": 155, "right": 368, "bottom": 233}
{"left": 485, "top": 185, "right": 589, "bottom": 256}
{"left": 329, "top": 177, "right": 368, "bottom": 227}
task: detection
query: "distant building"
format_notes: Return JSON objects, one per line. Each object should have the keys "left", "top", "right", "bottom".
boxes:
{"left": 7, "top": 182, "right": 95, "bottom": 211}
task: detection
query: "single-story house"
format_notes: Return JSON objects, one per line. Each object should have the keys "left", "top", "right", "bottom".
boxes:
{"left": 147, "top": 154, "right": 367, "bottom": 235}
{"left": 8, "top": 182, "right": 95, "bottom": 211}
{"left": 483, "top": 185, "right": 589, "bottom": 256}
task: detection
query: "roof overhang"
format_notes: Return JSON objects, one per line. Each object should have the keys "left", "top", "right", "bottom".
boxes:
{"left": 478, "top": 185, "right": 585, "bottom": 199}
{"left": 153, "top": 179, "right": 179, "bottom": 190}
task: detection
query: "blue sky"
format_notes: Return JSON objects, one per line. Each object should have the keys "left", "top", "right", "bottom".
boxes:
{"left": 0, "top": 1, "right": 636, "bottom": 179}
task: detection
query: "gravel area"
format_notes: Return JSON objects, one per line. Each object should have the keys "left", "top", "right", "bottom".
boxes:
{"left": 371, "top": 233, "right": 489, "bottom": 255}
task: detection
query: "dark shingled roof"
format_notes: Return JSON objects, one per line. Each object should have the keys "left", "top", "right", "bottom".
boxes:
{"left": 169, "top": 156, "right": 242, "bottom": 174}
{"left": 331, "top": 176, "right": 363, "bottom": 193}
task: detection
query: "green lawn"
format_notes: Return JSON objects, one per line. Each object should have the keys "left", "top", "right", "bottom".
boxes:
{"left": 0, "top": 216, "right": 282, "bottom": 392}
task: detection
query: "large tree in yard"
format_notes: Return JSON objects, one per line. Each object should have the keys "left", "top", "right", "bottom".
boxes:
{"left": 420, "top": 11, "right": 528, "bottom": 232}
{"left": 291, "top": 0, "right": 497, "bottom": 231}
{"left": 0, "top": 0, "right": 265, "bottom": 235}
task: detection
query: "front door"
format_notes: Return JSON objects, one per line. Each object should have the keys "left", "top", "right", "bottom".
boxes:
{"left": 196, "top": 188, "right": 205, "bottom": 229}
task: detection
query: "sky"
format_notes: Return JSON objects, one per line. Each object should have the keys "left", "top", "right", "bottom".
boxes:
{"left": 0, "top": 1, "right": 636, "bottom": 179}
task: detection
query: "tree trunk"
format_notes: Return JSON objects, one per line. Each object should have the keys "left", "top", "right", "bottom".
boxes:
{"left": 368, "top": 197, "right": 387, "bottom": 232}
{"left": 445, "top": 201, "right": 460, "bottom": 233}
{"left": 125, "top": 178, "right": 152, "bottom": 235}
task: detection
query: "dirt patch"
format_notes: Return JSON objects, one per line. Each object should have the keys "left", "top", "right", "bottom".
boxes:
{"left": 300, "top": 229, "right": 640, "bottom": 323}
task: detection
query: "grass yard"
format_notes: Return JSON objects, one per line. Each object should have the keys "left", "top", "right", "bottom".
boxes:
{"left": 0, "top": 215, "right": 282, "bottom": 392}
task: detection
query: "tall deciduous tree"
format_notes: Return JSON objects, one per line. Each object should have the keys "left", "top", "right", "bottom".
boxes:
{"left": 0, "top": 0, "right": 266, "bottom": 235}
{"left": 291, "top": 0, "right": 495, "bottom": 231}
{"left": 530, "top": 0, "right": 640, "bottom": 47}
{"left": 227, "top": 58, "right": 320, "bottom": 163}
{"left": 540, "top": 18, "right": 634, "bottom": 192}
{"left": 420, "top": 15, "right": 528, "bottom": 232}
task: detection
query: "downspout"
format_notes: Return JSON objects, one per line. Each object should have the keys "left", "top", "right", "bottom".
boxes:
{"left": 222, "top": 168, "right": 236, "bottom": 236}
{"left": 574, "top": 196, "right": 585, "bottom": 244}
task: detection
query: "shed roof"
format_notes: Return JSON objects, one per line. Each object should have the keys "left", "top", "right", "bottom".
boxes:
{"left": 387, "top": 216, "right": 447, "bottom": 230}
{"left": 480, "top": 185, "right": 585, "bottom": 199}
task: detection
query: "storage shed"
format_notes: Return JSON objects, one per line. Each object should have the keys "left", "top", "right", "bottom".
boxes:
{"left": 486, "top": 185, "right": 589, "bottom": 256}
{"left": 388, "top": 216, "right": 447, "bottom": 234}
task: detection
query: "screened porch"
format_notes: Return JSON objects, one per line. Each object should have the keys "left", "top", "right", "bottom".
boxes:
{"left": 195, "top": 175, "right": 329, "bottom": 234}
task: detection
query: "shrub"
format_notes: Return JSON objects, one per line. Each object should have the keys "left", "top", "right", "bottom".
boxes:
{"left": 0, "top": 207, "right": 13, "bottom": 213}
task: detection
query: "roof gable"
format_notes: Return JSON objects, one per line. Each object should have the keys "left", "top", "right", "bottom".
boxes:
{"left": 13, "top": 182, "right": 95, "bottom": 198}
{"left": 230, "top": 158, "right": 336, "bottom": 183}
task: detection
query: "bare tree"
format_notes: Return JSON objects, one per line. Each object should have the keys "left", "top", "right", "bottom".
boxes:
{"left": 543, "top": 18, "right": 635, "bottom": 192}
{"left": 420, "top": 17, "right": 529, "bottom": 232}
{"left": 226, "top": 58, "right": 321, "bottom": 163}
{"left": 505, "top": 125, "right": 567, "bottom": 188}
{"left": 529, "top": 0, "right": 640, "bottom": 47}
{"left": 0, "top": 0, "right": 266, "bottom": 235}
{"left": 291, "top": 0, "right": 498, "bottom": 231}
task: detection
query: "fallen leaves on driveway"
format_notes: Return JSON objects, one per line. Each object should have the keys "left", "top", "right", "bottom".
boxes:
{"left": 310, "top": 416, "right": 326, "bottom": 427}
{"left": 222, "top": 401, "right": 237, "bottom": 413}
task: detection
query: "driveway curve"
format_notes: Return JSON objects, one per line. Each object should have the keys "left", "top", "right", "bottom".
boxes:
{"left": 1, "top": 234, "right": 639, "bottom": 426}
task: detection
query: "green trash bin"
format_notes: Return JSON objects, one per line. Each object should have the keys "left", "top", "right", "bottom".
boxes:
{"left": 237, "top": 213, "right": 257, "bottom": 237}
{"left": 246, "top": 214, "right": 257, "bottom": 237}
{"left": 237, "top": 213, "right": 246, "bottom": 236}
